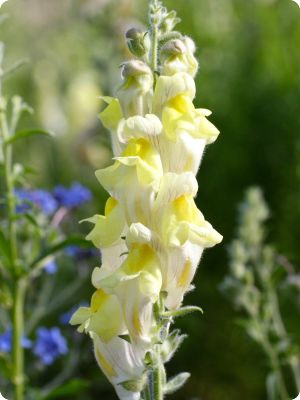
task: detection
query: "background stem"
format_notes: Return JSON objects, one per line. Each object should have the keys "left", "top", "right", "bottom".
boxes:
{"left": 12, "top": 279, "right": 26, "bottom": 400}
{"left": 1, "top": 77, "right": 25, "bottom": 400}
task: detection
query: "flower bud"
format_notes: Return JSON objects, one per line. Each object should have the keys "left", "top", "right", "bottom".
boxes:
{"left": 159, "top": 10, "right": 181, "bottom": 33}
{"left": 160, "top": 39, "right": 187, "bottom": 60}
{"left": 119, "top": 60, "right": 153, "bottom": 117}
{"left": 160, "top": 37, "right": 198, "bottom": 77}
{"left": 121, "top": 60, "right": 151, "bottom": 79}
{"left": 125, "top": 28, "right": 150, "bottom": 58}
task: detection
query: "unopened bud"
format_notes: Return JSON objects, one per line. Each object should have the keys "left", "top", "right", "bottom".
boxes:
{"left": 160, "top": 39, "right": 186, "bottom": 63}
{"left": 159, "top": 10, "right": 181, "bottom": 33}
{"left": 125, "top": 28, "right": 150, "bottom": 58}
{"left": 118, "top": 60, "right": 153, "bottom": 117}
{"left": 160, "top": 36, "right": 198, "bottom": 77}
{"left": 121, "top": 60, "right": 151, "bottom": 79}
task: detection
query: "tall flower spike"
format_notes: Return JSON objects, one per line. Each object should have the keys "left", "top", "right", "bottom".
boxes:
{"left": 71, "top": 1, "right": 222, "bottom": 399}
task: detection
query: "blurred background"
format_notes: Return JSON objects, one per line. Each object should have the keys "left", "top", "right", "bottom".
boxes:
{"left": 1, "top": 0, "right": 300, "bottom": 399}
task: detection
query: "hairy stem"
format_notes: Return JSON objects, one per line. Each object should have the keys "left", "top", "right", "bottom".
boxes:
{"left": 153, "top": 351, "right": 163, "bottom": 400}
{"left": 149, "top": 0, "right": 159, "bottom": 86}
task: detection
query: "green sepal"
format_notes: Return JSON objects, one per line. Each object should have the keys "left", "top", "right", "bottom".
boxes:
{"left": 159, "top": 31, "right": 182, "bottom": 46}
{"left": 163, "top": 372, "right": 190, "bottom": 395}
{"left": 161, "top": 329, "right": 187, "bottom": 364}
{"left": 161, "top": 305, "right": 203, "bottom": 319}
{"left": 119, "top": 374, "right": 147, "bottom": 392}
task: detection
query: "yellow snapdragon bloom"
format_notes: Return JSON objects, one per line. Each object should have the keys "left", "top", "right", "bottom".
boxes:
{"left": 72, "top": 3, "right": 223, "bottom": 398}
{"left": 95, "top": 138, "right": 163, "bottom": 225}
{"left": 92, "top": 243, "right": 162, "bottom": 346}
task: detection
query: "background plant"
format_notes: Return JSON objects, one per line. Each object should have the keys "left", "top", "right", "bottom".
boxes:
{"left": 221, "top": 187, "right": 300, "bottom": 400}
{"left": 0, "top": 13, "right": 97, "bottom": 400}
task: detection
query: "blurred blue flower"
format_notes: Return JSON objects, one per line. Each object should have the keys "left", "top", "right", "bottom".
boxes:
{"left": 0, "top": 330, "right": 12, "bottom": 353}
{"left": 53, "top": 182, "right": 92, "bottom": 208}
{"left": 44, "top": 259, "right": 57, "bottom": 274}
{"left": 0, "top": 329, "right": 32, "bottom": 353}
{"left": 15, "top": 189, "right": 57, "bottom": 215}
{"left": 34, "top": 327, "right": 68, "bottom": 365}
{"left": 59, "top": 302, "right": 89, "bottom": 325}
{"left": 65, "top": 245, "right": 97, "bottom": 261}
{"left": 15, "top": 189, "right": 33, "bottom": 213}
{"left": 31, "top": 190, "right": 58, "bottom": 215}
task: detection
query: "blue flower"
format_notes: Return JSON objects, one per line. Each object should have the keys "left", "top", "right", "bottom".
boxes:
{"left": 0, "top": 330, "right": 12, "bottom": 353}
{"left": 53, "top": 182, "right": 92, "bottom": 208}
{"left": 15, "top": 189, "right": 57, "bottom": 215}
{"left": 0, "top": 329, "right": 32, "bottom": 353}
{"left": 65, "top": 245, "right": 97, "bottom": 261}
{"left": 15, "top": 189, "right": 33, "bottom": 214}
{"left": 33, "top": 327, "right": 68, "bottom": 365}
{"left": 44, "top": 259, "right": 57, "bottom": 275}
{"left": 31, "top": 190, "right": 58, "bottom": 215}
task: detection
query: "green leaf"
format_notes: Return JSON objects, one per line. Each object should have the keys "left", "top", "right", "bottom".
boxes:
{"left": 4, "top": 129, "right": 54, "bottom": 146}
{"left": 41, "top": 379, "right": 89, "bottom": 399}
{"left": 29, "top": 236, "right": 91, "bottom": 270}
{"left": 162, "top": 305, "right": 203, "bottom": 319}
{"left": 163, "top": 372, "right": 190, "bottom": 395}
{"left": 2, "top": 58, "right": 29, "bottom": 80}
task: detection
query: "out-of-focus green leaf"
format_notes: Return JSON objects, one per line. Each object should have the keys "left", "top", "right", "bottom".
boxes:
{"left": 29, "top": 236, "right": 92, "bottom": 270}
{"left": 0, "top": 231, "right": 11, "bottom": 265}
{"left": 39, "top": 379, "right": 90, "bottom": 400}
{"left": 4, "top": 129, "right": 54, "bottom": 146}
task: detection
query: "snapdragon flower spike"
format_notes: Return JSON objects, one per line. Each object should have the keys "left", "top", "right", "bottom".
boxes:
{"left": 71, "top": 2, "right": 222, "bottom": 399}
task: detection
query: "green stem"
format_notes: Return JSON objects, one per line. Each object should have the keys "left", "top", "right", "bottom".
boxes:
{"left": 12, "top": 279, "right": 26, "bottom": 400}
{"left": 153, "top": 354, "right": 163, "bottom": 400}
{"left": 1, "top": 111, "right": 18, "bottom": 274}
{"left": 143, "top": 374, "right": 152, "bottom": 400}
{"left": 262, "top": 337, "right": 289, "bottom": 400}
{"left": 1, "top": 79, "right": 25, "bottom": 400}
{"left": 269, "top": 288, "right": 300, "bottom": 394}
{"left": 149, "top": 0, "right": 159, "bottom": 86}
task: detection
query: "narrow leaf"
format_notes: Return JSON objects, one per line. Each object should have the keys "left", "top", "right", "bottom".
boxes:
{"left": 5, "top": 129, "right": 54, "bottom": 146}
{"left": 2, "top": 58, "right": 29, "bottom": 79}
{"left": 29, "top": 237, "right": 91, "bottom": 269}
{"left": 164, "top": 372, "right": 190, "bottom": 395}
{"left": 162, "top": 305, "right": 203, "bottom": 319}
{"left": 42, "top": 379, "right": 89, "bottom": 399}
